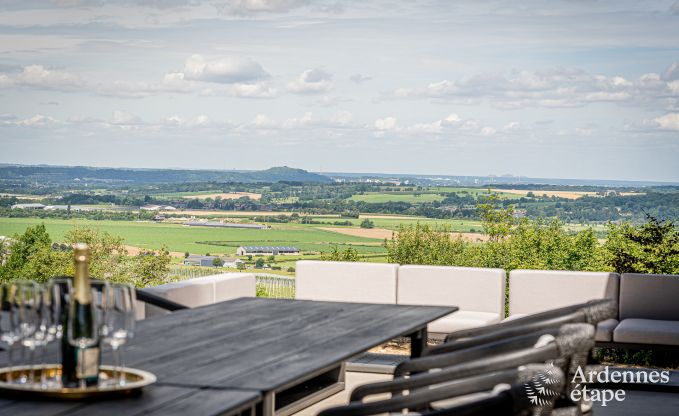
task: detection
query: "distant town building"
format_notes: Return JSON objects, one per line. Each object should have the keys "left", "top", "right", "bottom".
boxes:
{"left": 184, "top": 221, "right": 268, "bottom": 229}
{"left": 11, "top": 203, "right": 45, "bottom": 210}
{"left": 183, "top": 255, "right": 244, "bottom": 268}
{"left": 236, "top": 246, "right": 299, "bottom": 256}
{"left": 153, "top": 214, "right": 166, "bottom": 221}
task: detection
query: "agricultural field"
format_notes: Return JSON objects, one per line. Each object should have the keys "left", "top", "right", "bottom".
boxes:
{"left": 0, "top": 217, "right": 386, "bottom": 256}
{"left": 181, "top": 192, "right": 262, "bottom": 200}
{"left": 347, "top": 188, "right": 523, "bottom": 203}
{"left": 348, "top": 193, "right": 445, "bottom": 203}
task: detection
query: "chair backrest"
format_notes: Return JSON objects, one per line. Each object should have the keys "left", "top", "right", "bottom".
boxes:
{"left": 619, "top": 273, "right": 679, "bottom": 320}
{"left": 295, "top": 260, "right": 398, "bottom": 304}
{"left": 509, "top": 269, "right": 619, "bottom": 317}
{"left": 397, "top": 265, "right": 505, "bottom": 315}
{"left": 143, "top": 273, "right": 256, "bottom": 318}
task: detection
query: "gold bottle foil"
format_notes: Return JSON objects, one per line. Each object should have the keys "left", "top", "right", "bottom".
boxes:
{"left": 73, "top": 243, "right": 92, "bottom": 304}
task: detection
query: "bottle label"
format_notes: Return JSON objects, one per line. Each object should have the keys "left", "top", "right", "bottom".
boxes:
{"left": 77, "top": 348, "right": 100, "bottom": 379}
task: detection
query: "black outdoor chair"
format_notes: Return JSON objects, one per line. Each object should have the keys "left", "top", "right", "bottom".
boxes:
{"left": 135, "top": 288, "right": 188, "bottom": 312}
{"left": 319, "top": 364, "right": 566, "bottom": 416}
{"left": 350, "top": 323, "right": 595, "bottom": 404}
{"left": 427, "top": 299, "right": 616, "bottom": 357}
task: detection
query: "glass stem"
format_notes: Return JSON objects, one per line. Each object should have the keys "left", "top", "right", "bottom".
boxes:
{"left": 112, "top": 345, "right": 119, "bottom": 386}
{"left": 7, "top": 343, "right": 13, "bottom": 383}
{"left": 40, "top": 344, "right": 47, "bottom": 388}
{"left": 118, "top": 346, "right": 126, "bottom": 386}
{"left": 28, "top": 346, "right": 35, "bottom": 384}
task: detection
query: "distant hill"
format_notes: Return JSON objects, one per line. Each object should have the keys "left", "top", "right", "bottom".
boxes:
{"left": 0, "top": 165, "right": 332, "bottom": 184}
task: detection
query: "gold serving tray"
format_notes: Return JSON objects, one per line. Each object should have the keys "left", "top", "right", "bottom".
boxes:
{"left": 0, "top": 365, "right": 157, "bottom": 400}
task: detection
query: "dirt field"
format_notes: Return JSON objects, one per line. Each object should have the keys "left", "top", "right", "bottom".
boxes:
{"left": 182, "top": 192, "right": 262, "bottom": 200}
{"left": 320, "top": 227, "right": 489, "bottom": 242}
{"left": 319, "top": 227, "right": 395, "bottom": 239}
{"left": 491, "top": 189, "right": 597, "bottom": 200}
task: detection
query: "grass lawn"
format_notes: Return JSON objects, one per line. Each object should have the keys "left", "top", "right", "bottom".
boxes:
{"left": 0, "top": 217, "right": 386, "bottom": 255}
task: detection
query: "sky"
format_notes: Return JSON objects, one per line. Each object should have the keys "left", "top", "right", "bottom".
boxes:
{"left": 0, "top": 0, "right": 678, "bottom": 182}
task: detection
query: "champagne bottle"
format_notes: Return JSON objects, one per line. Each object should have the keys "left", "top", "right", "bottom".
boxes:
{"left": 61, "top": 243, "right": 100, "bottom": 388}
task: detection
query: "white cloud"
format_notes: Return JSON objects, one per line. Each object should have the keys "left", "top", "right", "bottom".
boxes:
{"left": 653, "top": 113, "right": 679, "bottom": 131}
{"left": 390, "top": 63, "right": 679, "bottom": 109}
{"left": 110, "top": 110, "right": 141, "bottom": 125}
{"left": 0, "top": 74, "right": 13, "bottom": 88}
{"left": 329, "top": 110, "right": 352, "bottom": 126}
{"left": 444, "top": 113, "right": 461, "bottom": 123}
{"left": 15, "top": 114, "right": 61, "bottom": 127}
{"left": 283, "top": 112, "right": 313, "bottom": 128}
{"left": 287, "top": 67, "right": 333, "bottom": 94}
{"left": 252, "top": 114, "right": 277, "bottom": 128}
{"left": 503, "top": 121, "right": 521, "bottom": 131}
{"left": 163, "top": 114, "right": 211, "bottom": 127}
{"left": 375, "top": 117, "right": 397, "bottom": 131}
{"left": 215, "top": 0, "right": 309, "bottom": 15}
{"left": 349, "top": 73, "right": 372, "bottom": 84}
{"left": 8, "top": 65, "right": 84, "bottom": 90}
{"left": 229, "top": 83, "right": 276, "bottom": 98}
{"left": 480, "top": 126, "right": 496, "bottom": 136}
{"left": 181, "top": 54, "right": 269, "bottom": 84}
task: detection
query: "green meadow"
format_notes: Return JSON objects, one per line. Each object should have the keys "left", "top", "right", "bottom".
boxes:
{"left": 0, "top": 218, "right": 385, "bottom": 256}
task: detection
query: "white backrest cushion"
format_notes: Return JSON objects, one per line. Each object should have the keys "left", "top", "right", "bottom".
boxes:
{"left": 144, "top": 277, "right": 215, "bottom": 318}
{"left": 295, "top": 260, "right": 398, "bottom": 304}
{"left": 509, "top": 269, "right": 619, "bottom": 316}
{"left": 397, "top": 265, "right": 506, "bottom": 315}
{"left": 204, "top": 273, "right": 256, "bottom": 302}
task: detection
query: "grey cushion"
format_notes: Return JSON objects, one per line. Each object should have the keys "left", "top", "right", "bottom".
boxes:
{"left": 595, "top": 318, "right": 619, "bottom": 342}
{"left": 619, "top": 274, "right": 679, "bottom": 321}
{"left": 613, "top": 318, "right": 679, "bottom": 346}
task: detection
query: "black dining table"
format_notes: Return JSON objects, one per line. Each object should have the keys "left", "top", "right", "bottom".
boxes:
{"left": 0, "top": 297, "right": 456, "bottom": 416}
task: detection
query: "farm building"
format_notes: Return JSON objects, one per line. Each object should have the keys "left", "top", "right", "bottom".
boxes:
{"left": 183, "top": 255, "right": 244, "bottom": 268}
{"left": 141, "top": 204, "right": 176, "bottom": 211}
{"left": 184, "top": 221, "right": 268, "bottom": 229}
{"left": 11, "top": 203, "right": 45, "bottom": 210}
{"left": 236, "top": 246, "right": 299, "bottom": 256}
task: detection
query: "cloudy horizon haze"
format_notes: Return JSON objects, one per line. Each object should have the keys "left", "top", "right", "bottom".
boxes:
{"left": 1, "top": 0, "right": 678, "bottom": 182}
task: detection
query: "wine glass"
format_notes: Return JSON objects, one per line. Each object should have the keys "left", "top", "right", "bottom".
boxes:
{"left": 101, "top": 284, "right": 136, "bottom": 386}
{"left": 40, "top": 279, "right": 70, "bottom": 387}
{"left": 16, "top": 281, "right": 42, "bottom": 385}
{"left": 67, "top": 286, "right": 101, "bottom": 389}
{"left": 0, "top": 283, "right": 20, "bottom": 383}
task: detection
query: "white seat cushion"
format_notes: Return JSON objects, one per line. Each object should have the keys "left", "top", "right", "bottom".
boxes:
{"left": 428, "top": 311, "right": 501, "bottom": 334}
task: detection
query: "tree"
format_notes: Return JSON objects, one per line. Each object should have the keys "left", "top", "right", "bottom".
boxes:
{"left": 321, "top": 246, "right": 361, "bottom": 262}
{"left": 255, "top": 257, "right": 265, "bottom": 268}
{"left": 267, "top": 255, "right": 276, "bottom": 262}
{"left": 212, "top": 257, "right": 224, "bottom": 267}
{"left": 601, "top": 215, "right": 679, "bottom": 274}
{"left": 286, "top": 266, "right": 295, "bottom": 273}
{"left": 360, "top": 219, "right": 375, "bottom": 229}
{"left": 0, "top": 224, "right": 65, "bottom": 283}
{"left": 237, "top": 262, "right": 246, "bottom": 271}
{"left": 130, "top": 248, "right": 171, "bottom": 287}
{"left": 184, "top": 252, "right": 190, "bottom": 258}
{"left": 477, "top": 195, "right": 514, "bottom": 242}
